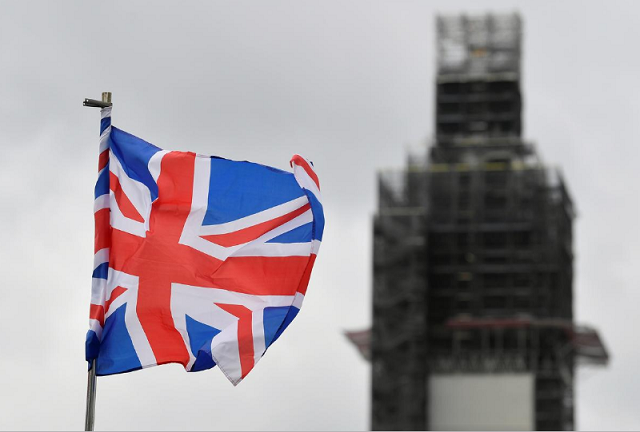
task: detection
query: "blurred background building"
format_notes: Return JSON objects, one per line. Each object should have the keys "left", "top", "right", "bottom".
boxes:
{"left": 348, "top": 12, "right": 608, "bottom": 431}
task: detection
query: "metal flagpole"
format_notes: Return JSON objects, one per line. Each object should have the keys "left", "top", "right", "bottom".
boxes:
{"left": 83, "top": 91, "right": 112, "bottom": 431}
{"left": 85, "top": 358, "right": 97, "bottom": 431}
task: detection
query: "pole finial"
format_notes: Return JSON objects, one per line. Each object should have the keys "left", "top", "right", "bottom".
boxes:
{"left": 102, "top": 92, "right": 112, "bottom": 104}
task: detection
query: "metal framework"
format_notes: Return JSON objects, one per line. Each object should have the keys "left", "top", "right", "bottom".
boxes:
{"left": 368, "top": 13, "right": 607, "bottom": 431}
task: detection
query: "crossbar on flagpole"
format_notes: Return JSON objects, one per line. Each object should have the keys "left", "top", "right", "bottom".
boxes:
{"left": 83, "top": 98, "right": 112, "bottom": 108}
{"left": 83, "top": 91, "right": 111, "bottom": 431}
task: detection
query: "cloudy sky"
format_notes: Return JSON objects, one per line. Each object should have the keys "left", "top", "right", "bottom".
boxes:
{"left": 1, "top": 1, "right": 639, "bottom": 430}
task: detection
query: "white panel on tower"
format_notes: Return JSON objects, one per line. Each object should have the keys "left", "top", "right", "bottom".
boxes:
{"left": 428, "top": 373, "right": 534, "bottom": 431}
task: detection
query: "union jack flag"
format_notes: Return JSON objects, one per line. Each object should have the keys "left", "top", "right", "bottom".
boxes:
{"left": 86, "top": 107, "right": 324, "bottom": 385}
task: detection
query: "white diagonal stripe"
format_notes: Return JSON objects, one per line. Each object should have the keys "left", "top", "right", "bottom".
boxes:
{"left": 100, "top": 106, "right": 112, "bottom": 119}
{"left": 198, "top": 196, "right": 308, "bottom": 236}
{"left": 148, "top": 150, "right": 170, "bottom": 185}
{"left": 252, "top": 308, "right": 266, "bottom": 366}
{"left": 94, "top": 194, "right": 109, "bottom": 212}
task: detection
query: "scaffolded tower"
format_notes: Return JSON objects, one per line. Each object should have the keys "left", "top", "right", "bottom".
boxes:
{"left": 369, "top": 13, "right": 607, "bottom": 430}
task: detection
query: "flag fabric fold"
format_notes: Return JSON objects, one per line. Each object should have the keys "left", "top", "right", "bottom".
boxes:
{"left": 86, "top": 107, "right": 324, "bottom": 385}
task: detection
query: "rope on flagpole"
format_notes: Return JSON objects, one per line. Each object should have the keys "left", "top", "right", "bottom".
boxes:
{"left": 83, "top": 91, "right": 111, "bottom": 431}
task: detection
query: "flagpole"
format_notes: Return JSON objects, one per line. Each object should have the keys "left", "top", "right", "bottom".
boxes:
{"left": 85, "top": 359, "right": 97, "bottom": 431}
{"left": 83, "top": 91, "right": 112, "bottom": 431}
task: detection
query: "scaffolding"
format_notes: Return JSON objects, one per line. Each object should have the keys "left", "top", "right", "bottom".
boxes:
{"left": 371, "top": 159, "right": 591, "bottom": 430}
{"left": 367, "top": 12, "right": 608, "bottom": 431}
{"left": 371, "top": 169, "right": 429, "bottom": 430}
{"left": 437, "top": 13, "right": 523, "bottom": 148}
{"left": 437, "top": 13, "right": 521, "bottom": 77}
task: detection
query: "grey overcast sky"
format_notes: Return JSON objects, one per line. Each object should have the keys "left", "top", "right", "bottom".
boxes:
{"left": 0, "top": 1, "right": 639, "bottom": 430}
